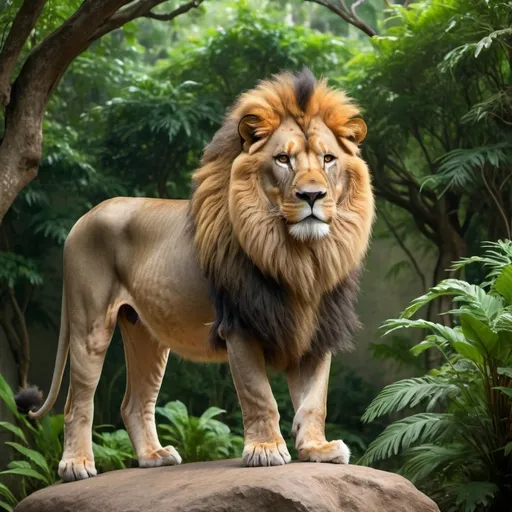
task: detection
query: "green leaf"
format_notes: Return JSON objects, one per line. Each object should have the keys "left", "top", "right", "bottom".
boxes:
{"left": 498, "top": 367, "right": 512, "bottom": 378}
{"left": 495, "top": 265, "right": 512, "bottom": 304}
{"left": 7, "top": 461, "right": 31, "bottom": 471}
{"left": 460, "top": 314, "right": 498, "bottom": 356}
{"left": 410, "top": 340, "right": 435, "bottom": 356}
{"left": 0, "top": 422, "right": 27, "bottom": 443}
{"left": 359, "top": 413, "right": 454, "bottom": 466}
{"left": 0, "top": 484, "right": 15, "bottom": 505}
{"left": 199, "top": 407, "right": 226, "bottom": 427}
{"left": 5, "top": 442, "right": 50, "bottom": 474}
{"left": 0, "top": 373, "right": 18, "bottom": 416}
{"left": 504, "top": 441, "right": 512, "bottom": 456}
{"left": 399, "top": 444, "right": 473, "bottom": 484}
{"left": 455, "top": 481, "right": 498, "bottom": 510}
{"left": 493, "top": 386, "right": 512, "bottom": 398}
{"left": 0, "top": 501, "right": 14, "bottom": 512}
{"left": 0, "top": 468, "right": 49, "bottom": 484}
{"left": 362, "top": 377, "right": 459, "bottom": 422}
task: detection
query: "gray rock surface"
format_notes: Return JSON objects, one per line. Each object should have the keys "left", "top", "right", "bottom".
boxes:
{"left": 15, "top": 459, "right": 440, "bottom": 512}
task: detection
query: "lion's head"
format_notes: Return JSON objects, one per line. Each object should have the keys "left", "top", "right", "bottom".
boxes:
{"left": 191, "top": 69, "right": 374, "bottom": 363}
{"left": 192, "top": 69, "right": 373, "bottom": 294}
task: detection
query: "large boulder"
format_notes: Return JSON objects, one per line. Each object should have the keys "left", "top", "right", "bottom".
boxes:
{"left": 15, "top": 459, "right": 439, "bottom": 512}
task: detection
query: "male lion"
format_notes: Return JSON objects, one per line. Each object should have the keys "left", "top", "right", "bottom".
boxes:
{"left": 28, "top": 69, "right": 374, "bottom": 481}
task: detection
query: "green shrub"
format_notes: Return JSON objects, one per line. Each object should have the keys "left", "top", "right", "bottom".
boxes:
{"left": 0, "top": 375, "right": 240, "bottom": 508}
{"left": 360, "top": 241, "right": 512, "bottom": 511}
{"left": 156, "top": 401, "right": 243, "bottom": 463}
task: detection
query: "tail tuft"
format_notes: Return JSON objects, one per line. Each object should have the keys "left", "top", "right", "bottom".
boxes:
{"left": 14, "top": 386, "right": 44, "bottom": 414}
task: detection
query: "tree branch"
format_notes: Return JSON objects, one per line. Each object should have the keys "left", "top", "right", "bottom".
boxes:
{"left": 0, "top": 0, "right": 204, "bottom": 223}
{"left": 90, "top": 0, "right": 204, "bottom": 42}
{"left": 0, "top": 0, "right": 47, "bottom": 107}
{"left": 380, "top": 208, "right": 427, "bottom": 290}
{"left": 304, "top": 0, "right": 376, "bottom": 37}
{"left": 7, "top": 287, "right": 30, "bottom": 388}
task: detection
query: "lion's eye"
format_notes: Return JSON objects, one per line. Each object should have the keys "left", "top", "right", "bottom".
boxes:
{"left": 324, "top": 154, "right": 336, "bottom": 163}
{"left": 276, "top": 154, "right": 290, "bottom": 164}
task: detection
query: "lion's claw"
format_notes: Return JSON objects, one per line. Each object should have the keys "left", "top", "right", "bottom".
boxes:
{"left": 243, "top": 441, "right": 291, "bottom": 467}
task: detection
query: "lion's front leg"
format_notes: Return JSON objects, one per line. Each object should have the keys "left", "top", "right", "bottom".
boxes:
{"left": 227, "top": 334, "right": 291, "bottom": 466}
{"left": 286, "top": 352, "right": 350, "bottom": 464}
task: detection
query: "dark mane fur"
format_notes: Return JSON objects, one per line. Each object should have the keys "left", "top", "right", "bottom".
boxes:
{"left": 208, "top": 244, "right": 360, "bottom": 365}
{"left": 294, "top": 67, "right": 316, "bottom": 112}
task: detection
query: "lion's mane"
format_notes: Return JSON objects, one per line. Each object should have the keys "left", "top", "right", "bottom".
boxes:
{"left": 191, "top": 70, "right": 374, "bottom": 367}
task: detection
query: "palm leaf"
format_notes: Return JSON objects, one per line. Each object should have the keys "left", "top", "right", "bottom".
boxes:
{"left": 399, "top": 443, "right": 473, "bottom": 483}
{"left": 362, "top": 377, "right": 460, "bottom": 423}
{"left": 360, "top": 413, "right": 455, "bottom": 466}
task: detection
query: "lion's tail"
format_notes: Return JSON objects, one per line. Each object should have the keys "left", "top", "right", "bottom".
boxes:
{"left": 28, "top": 286, "right": 70, "bottom": 420}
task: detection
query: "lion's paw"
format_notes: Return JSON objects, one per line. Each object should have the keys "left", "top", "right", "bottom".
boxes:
{"left": 58, "top": 456, "right": 97, "bottom": 482}
{"left": 138, "top": 445, "right": 182, "bottom": 468}
{"left": 299, "top": 439, "right": 350, "bottom": 464}
{"left": 243, "top": 441, "right": 291, "bottom": 467}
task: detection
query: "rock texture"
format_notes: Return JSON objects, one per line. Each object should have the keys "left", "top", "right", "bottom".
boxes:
{"left": 15, "top": 459, "right": 440, "bottom": 512}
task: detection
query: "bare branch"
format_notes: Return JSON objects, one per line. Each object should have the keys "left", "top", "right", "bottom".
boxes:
{"left": 90, "top": 0, "right": 204, "bottom": 42}
{"left": 0, "top": 0, "right": 47, "bottom": 107}
{"left": 350, "top": 0, "right": 365, "bottom": 18}
{"left": 304, "top": 0, "right": 376, "bottom": 37}
{"left": 380, "top": 208, "right": 427, "bottom": 290}
{"left": 7, "top": 286, "right": 30, "bottom": 388}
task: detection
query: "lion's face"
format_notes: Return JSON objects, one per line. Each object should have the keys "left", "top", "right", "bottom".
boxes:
{"left": 231, "top": 115, "right": 366, "bottom": 242}
{"left": 261, "top": 117, "right": 344, "bottom": 241}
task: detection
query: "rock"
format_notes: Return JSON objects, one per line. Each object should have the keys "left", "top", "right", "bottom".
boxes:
{"left": 15, "top": 459, "right": 439, "bottom": 512}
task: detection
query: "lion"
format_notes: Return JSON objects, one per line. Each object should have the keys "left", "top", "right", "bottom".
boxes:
{"left": 27, "top": 69, "right": 374, "bottom": 482}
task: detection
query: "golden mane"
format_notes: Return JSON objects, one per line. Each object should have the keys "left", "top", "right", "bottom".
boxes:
{"left": 190, "top": 70, "right": 374, "bottom": 366}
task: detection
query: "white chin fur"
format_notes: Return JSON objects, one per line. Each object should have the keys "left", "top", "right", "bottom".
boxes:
{"left": 289, "top": 218, "right": 330, "bottom": 241}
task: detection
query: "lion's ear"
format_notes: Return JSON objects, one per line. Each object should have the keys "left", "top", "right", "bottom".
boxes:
{"left": 337, "top": 117, "right": 367, "bottom": 156}
{"left": 238, "top": 114, "right": 269, "bottom": 154}
{"left": 345, "top": 117, "right": 367, "bottom": 144}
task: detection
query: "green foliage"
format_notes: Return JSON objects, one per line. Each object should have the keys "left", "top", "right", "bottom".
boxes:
{"left": 0, "top": 253, "right": 42, "bottom": 289}
{"left": 360, "top": 241, "right": 512, "bottom": 510}
{"left": 0, "top": 373, "right": 245, "bottom": 505}
{"left": 156, "top": 401, "right": 243, "bottom": 463}
{"left": 93, "top": 429, "right": 136, "bottom": 472}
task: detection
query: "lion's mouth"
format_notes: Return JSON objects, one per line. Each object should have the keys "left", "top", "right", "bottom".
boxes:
{"left": 288, "top": 216, "right": 330, "bottom": 241}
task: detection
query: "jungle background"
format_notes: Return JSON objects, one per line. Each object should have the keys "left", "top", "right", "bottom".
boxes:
{"left": 0, "top": 0, "right": 511, "bottom": 510}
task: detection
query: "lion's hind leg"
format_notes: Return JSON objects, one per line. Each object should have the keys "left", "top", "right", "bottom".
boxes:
{"left": 119, "top": 307, "right": 181, "bottom": 468}
{"left": 59, "top": 302, "right": 116, "bottom": 482}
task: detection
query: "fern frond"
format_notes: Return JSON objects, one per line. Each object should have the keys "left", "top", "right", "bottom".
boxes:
{"left": 362, "top": 377, "right": 460, "bottom": 423}
{"left": 399, "top": 443, "right": 474, "bottom": 483}
{"left": 359, "top": 413, "right": 455, "bottom": 466}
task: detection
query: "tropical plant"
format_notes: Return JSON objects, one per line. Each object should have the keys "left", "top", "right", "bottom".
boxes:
{"left": 156, "top": 401, "right": 243, "bottom": 463}
{"left": 0, "top": 373, "right": 62, "bottom": 510}
{"left": 360, "top": 240, "right": 512, "bottom": 511}
{"left": 93, "top": 428, "right": 136, "bottom": 472}
{"left": 0, "top": 374, "right": 134, "bottom": 507}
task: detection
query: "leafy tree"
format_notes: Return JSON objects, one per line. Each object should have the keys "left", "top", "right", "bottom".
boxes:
{"left": 361, "top": 240, "right": 512, "bottom": 511}
{"left": 343, "top": 0, "right": 512, "bottom": 285}
{"left": 0, "top": 0, "right": 206, "bottom": 223}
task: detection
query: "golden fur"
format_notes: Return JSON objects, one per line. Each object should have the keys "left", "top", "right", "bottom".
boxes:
{"left": 191, "top": 71, "right": 374, "bottom": 364}
{"left": 25, "top": 70, "right": 375, "bottom": 480}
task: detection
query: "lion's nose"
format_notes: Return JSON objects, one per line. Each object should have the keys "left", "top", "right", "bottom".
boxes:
{"left": 295, "top": 189, "right": 327, "bottom": 207}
